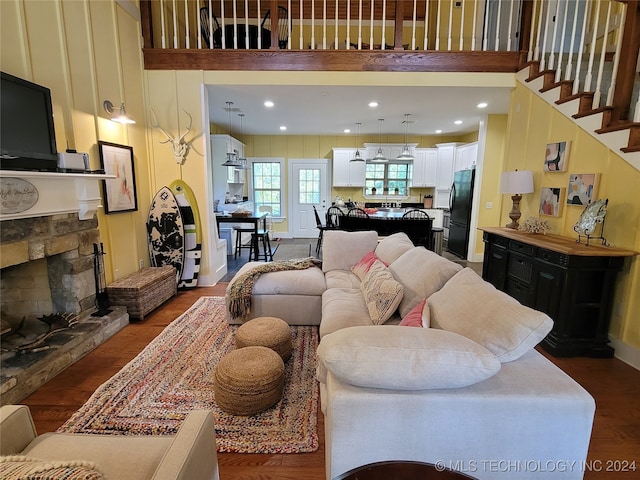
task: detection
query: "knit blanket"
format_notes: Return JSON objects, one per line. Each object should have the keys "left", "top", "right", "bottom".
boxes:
{"left": 228, "top": 257, "right": 322, "bottom": 319}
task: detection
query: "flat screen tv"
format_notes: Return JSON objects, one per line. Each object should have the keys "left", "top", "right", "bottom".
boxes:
{"left": 1, "top": 71, "right": 58, "bottom": 172}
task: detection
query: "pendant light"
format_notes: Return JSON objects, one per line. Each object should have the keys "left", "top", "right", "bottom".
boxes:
{"left": 368, "top": 118, "right": 388, "bottom": 163}
{"left": 397, "top": 113, "right": 415, "bottom": 161}
{"left": 350, "top": 122, "right": 364, "bottom": 162}
{"left": 222, "top": 101, "right": 243, "bottom": 167}
{"left": 236, "top": 113, "right": 249, "bottom": 169}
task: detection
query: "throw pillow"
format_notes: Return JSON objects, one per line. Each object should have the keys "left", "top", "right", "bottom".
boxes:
{"left": 322, "top": 230, "right": 379, "bottom": 273}
{"left": 388, "top": 247, "right": 463, "bottom": 317}
{"left": 0, "top": 456, "right": 104, "bottom": 480}
{"left": 429, "top": 267, "right": 554, "bottom": 362}
{"left": 317, "top": 325, "right": 501, "bottom": 390}
{"left": 360, "top": 261, "right": 404, "bottom": 325}
{"left": 399, "top": 298, "right": 429, "bottom": 327}
{"left": 374, "top": 232, "right": 415, "bottom": 264}
{"left": 351, "top": 251, "right": 388, "bottom": 281}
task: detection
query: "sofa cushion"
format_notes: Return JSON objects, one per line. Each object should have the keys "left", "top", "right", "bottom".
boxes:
{"left": 399, "top": 298, "right": 429, "bottom": 327}
{"left": 320, "top": 288, "right": 374, "bottom": 338}
{"left": 316, "top": 325, "right": 501, "bottom": 389}
{"left": 374, "top": 232, "right": 415, "bottom": 264}
{"left": 322, "top": 230, "right": 379, "bottom": 273}
{"left": 0, "top": 456, "right": 104, "bottom": 479}
{"left": 429, "top": 268, "right": 554, "bottom": 362}
{"left": 360, "top": 261, "right": 404, "bottom": 325}
{"left": 388, "top": 247, "right": 463, "bottom": 317}
{"left": 227, "top": 261, "right": 326, "bottom": 296}
{"left": 351, "top": 251, "right": 388, "bottom": 281}
{"left": 325, "top": 270, "right": 361, "bottom": 289}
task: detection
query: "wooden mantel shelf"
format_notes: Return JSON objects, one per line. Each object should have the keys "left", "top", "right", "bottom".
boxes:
{"left": 479, "top": 227, "right": 638, "bottom": 258}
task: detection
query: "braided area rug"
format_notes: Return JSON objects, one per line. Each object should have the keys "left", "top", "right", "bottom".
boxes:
{"left": 58, "top": 297, "right": 319, "bottom": 453}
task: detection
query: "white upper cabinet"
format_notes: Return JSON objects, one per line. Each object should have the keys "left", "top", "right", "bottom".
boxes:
{"left": 455, "top": 142, "right": 478, "bottom": 172}
{"left": 211, "top": 134, "right": 245, "bottom": 206}
{"left": 412, "top": 148, "right": 438, "bottom": 187}
{"left": 332, "top": 148, "right": 366, "bottom": 187}
{"left": 435, "top": 143, "right": 461, "bottom": 189}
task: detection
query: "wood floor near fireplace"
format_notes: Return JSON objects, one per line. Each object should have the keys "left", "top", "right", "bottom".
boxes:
{"left": 0, "top": 307, "right": 129, "bottom": 405}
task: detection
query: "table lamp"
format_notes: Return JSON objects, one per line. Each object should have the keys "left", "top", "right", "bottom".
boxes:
{"left": 500, "top": 170, "right": 534, "bottom": 229}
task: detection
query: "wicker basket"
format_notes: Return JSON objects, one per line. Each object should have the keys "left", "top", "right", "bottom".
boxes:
{"left": 106, "top": 266, "right": 176, "bottom": 320}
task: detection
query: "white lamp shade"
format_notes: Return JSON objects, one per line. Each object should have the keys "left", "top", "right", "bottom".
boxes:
{"left": 500, "top": 170, "right": 534, "bottom": 195}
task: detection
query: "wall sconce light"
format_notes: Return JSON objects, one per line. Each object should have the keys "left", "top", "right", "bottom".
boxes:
{"left": 500, "top": 169, "right": 534, "bottom": 229}
{"left": 103, "top": 100, "right": 135, "bottom": 124}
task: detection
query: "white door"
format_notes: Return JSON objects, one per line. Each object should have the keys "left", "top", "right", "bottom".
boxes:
{"left": 289, "top": 159, "right": 330, "bottom": 238}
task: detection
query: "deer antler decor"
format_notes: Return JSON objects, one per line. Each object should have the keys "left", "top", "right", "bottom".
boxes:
{"left": 150, "top": 109, "right": 193, "bottom": 164}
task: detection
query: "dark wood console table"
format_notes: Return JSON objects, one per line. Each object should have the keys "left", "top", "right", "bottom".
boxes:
{"left": 480, "top": 227, "right": 637, "bottom": 358}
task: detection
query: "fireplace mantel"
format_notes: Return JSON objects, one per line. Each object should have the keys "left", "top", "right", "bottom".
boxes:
{"left": 0, "top": 171, "right": 115, "bottom": 221}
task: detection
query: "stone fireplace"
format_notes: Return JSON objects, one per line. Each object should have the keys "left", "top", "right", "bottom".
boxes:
{"left": 1, "top": 180, "right": 129, "bottom": 404}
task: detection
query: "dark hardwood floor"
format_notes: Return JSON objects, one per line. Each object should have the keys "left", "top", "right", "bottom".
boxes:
{"left": 17, "top": 276, "right": 640, "bottom": 480}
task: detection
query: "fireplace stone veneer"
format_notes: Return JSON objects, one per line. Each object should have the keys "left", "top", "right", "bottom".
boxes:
{"left": 0, "top": 213, "right": 129, "bottom": 405}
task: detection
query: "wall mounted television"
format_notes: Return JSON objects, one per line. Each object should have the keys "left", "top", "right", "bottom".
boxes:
{"left": 1, "top": 71, "right": 58, "bottom": 172}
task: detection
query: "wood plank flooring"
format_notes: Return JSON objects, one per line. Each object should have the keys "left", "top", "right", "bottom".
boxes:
{"left": 18, "top": 285, "right": 640, "bottom": 480}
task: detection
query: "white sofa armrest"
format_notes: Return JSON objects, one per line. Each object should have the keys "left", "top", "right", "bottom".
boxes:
{"left": 0, "top": 405, "right": 38, "bottom": 455}
{"left": 152, "top": 410, "right": 219, "bottom": 480}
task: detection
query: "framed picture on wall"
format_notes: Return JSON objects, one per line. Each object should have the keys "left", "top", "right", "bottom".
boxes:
{"left": 539, "top": 187, "right": 565, "bottom": 217}
{"left": 544, "top": 141, "right": 570, "bottom": 172}
{"left": 567, "top": 173, "right": 600, "bottom": 206}
{"left": 98, "top": 141, "right": 138, "bottom": 214}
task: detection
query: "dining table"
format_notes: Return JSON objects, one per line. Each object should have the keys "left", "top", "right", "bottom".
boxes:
{"left": 215, "top": 211, "right": 268, "bottom": 259}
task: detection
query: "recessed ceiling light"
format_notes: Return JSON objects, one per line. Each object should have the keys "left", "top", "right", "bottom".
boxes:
{"left": 264, "top": 100, "right": 274, "bottom": 108}
{"left": 368, "top": 101, "right": 379, "bottom": 108}
{"left": 344, "top": 128, "right": 351, "bottom": 133}
{"left": 279, "top": 125, "right": 287, "bottom": 131}
{"left": 477, "top": 102, "right": 488, "bottom": 108}
{"left": 454, "top": 120, "right": 463, "bottom": 125}
{"left": 435, "top": 129, "right": 442, "bottom": 134}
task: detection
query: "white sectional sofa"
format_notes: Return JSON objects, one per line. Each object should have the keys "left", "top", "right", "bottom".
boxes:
{"left": 225, "top": 230, "right": 596, "bottom": 480}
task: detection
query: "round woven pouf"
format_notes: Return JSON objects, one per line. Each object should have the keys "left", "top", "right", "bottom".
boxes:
{"left": 214, "top": 346, "right": 285, "bottom": 416}
{"left": 235, "top": 316, "right": 293, "bottom": 362}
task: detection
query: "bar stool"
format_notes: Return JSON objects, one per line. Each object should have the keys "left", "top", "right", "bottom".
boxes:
{"left": 233, "top": 226, "right": 255, "bottom": 259}
{"left": 252, "top": 227, "right": 274, "bottom": 261}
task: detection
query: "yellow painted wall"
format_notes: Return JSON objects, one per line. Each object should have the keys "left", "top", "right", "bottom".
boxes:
{"left": 1, "top": 0, "right": 151, "bottom": 283}
{"left": 473, "top": 114, "right": 508, "bottom": 256}
{"left": 502, "top": 81, "right": 640, "bottom": 349}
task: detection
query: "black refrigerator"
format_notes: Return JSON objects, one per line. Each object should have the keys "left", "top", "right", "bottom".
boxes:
{"left": 447, "top": 168, "right": 475, "bottom": 259}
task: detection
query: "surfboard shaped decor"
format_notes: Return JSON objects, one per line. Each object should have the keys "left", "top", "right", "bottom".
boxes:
{"left": 147, "top": 186, "right": 184, "bottom": 284}
{"left": 170, "top": 180, "right": 202, "bottom": 289}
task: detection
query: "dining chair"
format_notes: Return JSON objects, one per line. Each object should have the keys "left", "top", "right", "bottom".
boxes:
{"left": 326, "top": 206, "right": 343, "bottom": 228}
{"left": 347, "top": 207, "right": 370, "bottom": 218}
{"left": 261, "top": 6, "right": 290, "bottom": 49}
{"left": 199, "top": 6, "right": 221, "bottom": 48}
{"left": 253, "top": 206, "right": 274, "bottom": 261}
{"left": 313, "top": 205, "right": 331, "bottom": 255}
{"left": 402, "top": 209, "right": 431, "bottom": 219}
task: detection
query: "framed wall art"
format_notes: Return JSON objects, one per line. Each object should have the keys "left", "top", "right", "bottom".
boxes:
{"left": 539, "top": 187, "right": 565, "bottom": 217}
{"left": 567, "top": 173, "right": 600, "bottom": 206}
{"left": 98, "top": 141, "right": 138, "bottom": 214}
{"left": 544, "top": 141, "right": 570, "bottom": 172}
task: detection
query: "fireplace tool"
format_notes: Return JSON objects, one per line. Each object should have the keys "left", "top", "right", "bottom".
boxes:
{"left": 92, "top": 242, "right": 112, "bottom": 317}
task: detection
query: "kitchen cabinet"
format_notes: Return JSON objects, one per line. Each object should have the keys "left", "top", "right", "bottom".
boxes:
{"left": 435, "top": 143, "right": 459, "bottom": 189}
{"left": 211, "top": 134, "right": 246, "bottom": 207}
{"left": 411, "top": 148, "right": 437, "bottom": 187}
{"left": 332, "top": 148, "right": 365, "bottom": 187}
{"left": 454, "top": 142, "right": 478, "bottom": 172}
{"left": 480, "top": 227, "right": 638, "bottom": 358}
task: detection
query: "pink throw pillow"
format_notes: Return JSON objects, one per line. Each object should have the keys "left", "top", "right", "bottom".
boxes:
{"left": 351, "top": 251, "right": 388, "bottom": 281}
{"left": 399, "top": 298, "right": 427, "bottom": 327}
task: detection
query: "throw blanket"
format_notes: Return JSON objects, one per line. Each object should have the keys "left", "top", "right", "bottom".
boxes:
{"left": 228, "top": 257, "right": 322, "bottom": 319}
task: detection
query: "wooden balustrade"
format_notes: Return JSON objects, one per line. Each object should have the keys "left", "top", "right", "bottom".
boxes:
{"left": 140, "top": 0, "right": 640, "bottom": 125}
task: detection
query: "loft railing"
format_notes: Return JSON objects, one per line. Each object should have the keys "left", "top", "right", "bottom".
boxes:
{"left": 141, "top": 0, "right": 640, "bottom": 126}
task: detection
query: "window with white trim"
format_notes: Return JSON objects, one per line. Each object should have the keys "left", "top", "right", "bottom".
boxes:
{"left": 365, "top": 162, "right": 412, "bottom": 195}
{"left": 251, "top": 159, "right": 282, "bottom": 216}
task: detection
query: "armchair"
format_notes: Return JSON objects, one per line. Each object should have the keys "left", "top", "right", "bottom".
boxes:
{"left": 0, "top": 405, "right": 219, "bottom": 480}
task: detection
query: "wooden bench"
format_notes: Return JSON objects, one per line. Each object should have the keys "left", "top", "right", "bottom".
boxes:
{"left": 106, "top": 266, "right": 177, "bottom": 320}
